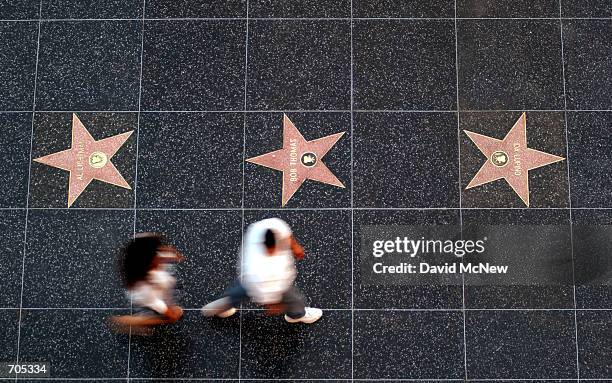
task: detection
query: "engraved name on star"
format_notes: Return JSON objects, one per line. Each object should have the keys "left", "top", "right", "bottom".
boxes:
{"left": 246, "top": 114, "right": 345, "bottom": 206}
{"left": 464, "top": 112, "right": 565, "bottom": 206}
{"left": 34, "top": 113, "right": 133, "bottom": 207}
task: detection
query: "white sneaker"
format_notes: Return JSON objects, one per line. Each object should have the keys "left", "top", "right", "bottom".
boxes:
{"left": 217, "top": 307, "right": 237, "bottom": 318}
{"left": 284, "top": 307, "right": 322, "bottom": 324}
{"left": 201, "top": 297, "right": 235, "bottom": 318}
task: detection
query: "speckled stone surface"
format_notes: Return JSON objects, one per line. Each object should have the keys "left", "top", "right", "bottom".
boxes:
{"left": 247, "top": 20, "right": 350, "bottom": 110}
{"left": 462, "top": 209, "right": 574, "bottom": 308}
{"left": 137, "top": 112, "right": 243, "bottom": 208}
{"left": 18, "top": 309, "right": 130, "bottom": 378}
{"left": 244, "top": 112, "right": 351, "bottom": 208}
{"left": 35, "top": 21, "right": 142, "bottom": 111}
{"left": 0, "top": 113, "right": 31, "bottom": 207}
{"left": 354, "top": 112, "right": 459, "bottom": 208}
{"left": 129, "top": 311, "right": 240, "bottom": 378}
{"left": 354, "top": 311, "right": 464, "bottom": 378}
{"left": 136, "top": 209, "right": 243, "bottom": 308}
{"left": 457, "top": 0, "right": 559, "bottom": 17}
{"left": 572, "top": 209, "right": 612, "bottom": 309}
{"left": 460, "top": 112, "right": 568, "bottom": 208}
{"left": 0, "top": 211, "right": 26, "bottom": 308}
{"left": 244, "top": 210, "right": 352, "bottom": 308}
{"left": 562, "top": 0, "right": 612, "bottom": 17}
{"left": 0, "top": 0, "right": 39, "bottom": 19}
{"left": 23, "top": 209, "right": 133, "bottom": 308}
{"left": 30, "top": 113, "right": 137, "bottom": 208}
{"left": 2, "top": 1, "right": 612, "bottom": 380}
{"left": 562, "top": 20, "right": 612, "bottom": 110}
{"left": 0, "top": 22, "right": 37, "bottom": 110}
{"left": 567, "top": 112, "right": 612, "bottom": 208}
{"left": 145, "top": 0, "right": 247, "bottom": 18}
{"left": 250, "top": 0, "right": 350, "bottom": 18}
{"left": 141, "top": 20, "right": 246, "bottom": 111}
{"left": 353, "top": 20, "right": 456, "bottom": 110}
{"left": 353, "top": 0, "right": 454, "bottom": 17}
{"left": 577, "top": 310, "right": 612, "bottom": 378}
{"left": 465, "top": 311, "right": 577, "bottom": 379}
{"left": 41, "top": 0, "right": 143, "bottom": 19}
{"left": 457, "top": 20, "right": 564, "bottom": 110}
{"left": 353, "top": 209, "right": 463, "bottom": 309}
{"left": 240, "top": 310, "right": 351, "bottom": 378}
{"left": 0, "top": 310, "right": 18, "bottom": 363}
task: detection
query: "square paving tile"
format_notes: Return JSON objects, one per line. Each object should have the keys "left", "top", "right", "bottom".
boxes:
{"left": 0, "top": 0, "right": 39, "bottom": 19}
{"left": 35, "top": 21, "right": 142, "bottom": 111}
{"left": 0, "top": 113, "right": 32, "bottom": 207}
{"left": 457, "top": 0, "right": 559, "bottom": 17}
{"left": 353, "top": 20, "right": 456, "bottom": 110}
{"left": 462, "top": 209, "right": 574, "bottom": 309}
{"left": 136, "top": 112, "right": 243, "bottom": 208}
{"left": 460, "top": 112, "right": 568, "bottom": 208}
{"left": 567, "top": 112, "right": 612, "bottom": 208}
{"left": 18, "top": 309, "right": 130, "bottom": 378}
{"left": 562, "top": 0, "right": 612, "bottom": 17}
{"left": 41, "top": 0, "right": 143, "bottom": 19}
{"left": 23, "top": 209, "right": 133, "bottom": 308}
{"left": 562, "top": 20, "right": 612, "bottom": 110}
{"left": 243, "top": 210, "right": 352, "bottom": 309}
{"left": 240, "top": 310, "right": 351, "bottom": 378}
{"left": 353, "top": 0, "right": 454, "bottom": 18}
{"left": 577, "top": 310, "right": 612, "bottom": 378}
{"left": 145, "top": 0, "right": 246, "bottom": 18}
{"left": 29, "top": 112, "right": 137, "bottom": 208}
{"left": 353, "top": 311, "right": 464, "bottom": 379}
{"left": 0, "top": 310, "right": 18, "bottom": 365}
{"left": 244, "top": 112, "right": 351, "bottom": 208}
{"left": 0, "top": 211, "right": 26, "bottom": 308}
{"left": 247, "top": 20, "right": 350, "bottom": 110}
{"left": 354, "top": 112, "right": 459, "bottom": 208}
{"left": 136, "top": 209, "right": 243, "bottom": 309}
{"left": 465, "top": 310, "right": 577, "bottom": 379}
{"left": 129, "top": 311, "right": 240, "bottom": 378}
{"left": 572, "top": 209, "right": 612, "bottom": 309}
{"left": 141, "top": 20, "right": 246, "bottom": 111}
{"left": 457, "top": 20, "right": 564, "bottom": 110}
{"left": 354, "top": 209, "right": 463, "bottom": 309}
{"left": 249, "top": 0, "right": 350, "bottom": 18}
{"left": 0, "top": 22, "right": 38, "bottom": 110}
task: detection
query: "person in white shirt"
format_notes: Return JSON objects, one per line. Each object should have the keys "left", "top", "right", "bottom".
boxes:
{"left": 110, "top": 233, "right": 184, "bottom": 330}
{"left": 202, "top": 218, "right": 322, "bottom": 324}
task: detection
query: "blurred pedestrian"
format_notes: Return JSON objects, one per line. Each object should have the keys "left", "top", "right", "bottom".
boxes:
{"left": 110, "top": 233, "right": 184, "bottom": 332}
{"left": 202, "top": 218, "right": 322, "bottom": 324}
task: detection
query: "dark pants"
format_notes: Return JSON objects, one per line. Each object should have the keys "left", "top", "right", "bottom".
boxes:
{"left": 223, "top": 280, "right": 306, "bottom": 319}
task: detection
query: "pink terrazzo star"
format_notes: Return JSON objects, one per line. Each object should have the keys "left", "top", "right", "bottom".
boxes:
{"left": 34, "top": 113, "right": 133, "bottom": 207}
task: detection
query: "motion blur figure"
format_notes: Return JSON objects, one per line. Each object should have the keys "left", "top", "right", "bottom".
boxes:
{"left": 202, "top": 218, "right": 322, "bottom": 324}
{"left": 110, "top": 233, "right": 184, "bottom": 332}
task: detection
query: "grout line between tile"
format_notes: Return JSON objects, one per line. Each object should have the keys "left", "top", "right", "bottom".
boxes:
{"left": 126, "top": 1, "right": 147, "bottom": 380}
{"left": 453, "top": 1, "right": 469, "bottom": 379}
{"left": 2, "top": 16, "right": 612, "bottom": 22}
{"left": 350, "top": 0, "right": 355, "bottom": 381}
{"left": 3, "top": 109, "right": 612, "bottom": 114}
{"left": 6, "top": 206, "right": 612, "bottom": 211}
{"left": 238, "top": 2, "right": 249, "bottom": 380}
{"left": 6, "top": 307, "right": 612, "bottom": 311}
{"left": 14, "top": 0, "right": 43, "bottom": 376}
{"left": 558, "top": 0, "right": 581, "bottom": 380}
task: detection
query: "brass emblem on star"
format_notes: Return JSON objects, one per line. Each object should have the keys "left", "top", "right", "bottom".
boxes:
{"left": 464, "top": 112, "right": 565, "bottom": 207}
{"left": 88, "top": 151, "right": 108, "bottom": 169}
{"left": 490, "top": 150, "right": 508, "bottom": 167}
{"left": 33, "top": 114, "right": 133, "bottom": 207}
{"left": 246, "top": 114, "right": 345, "bottom": 206}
